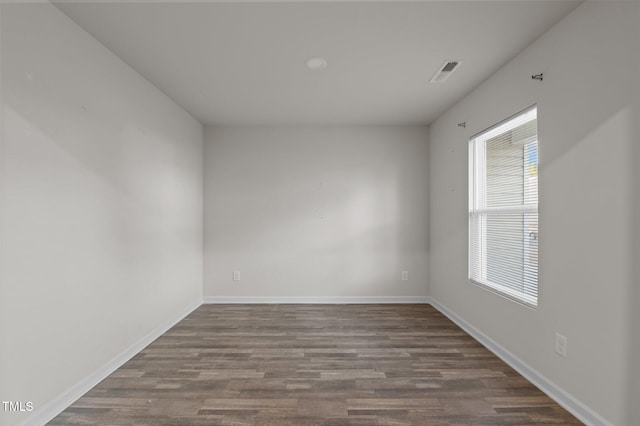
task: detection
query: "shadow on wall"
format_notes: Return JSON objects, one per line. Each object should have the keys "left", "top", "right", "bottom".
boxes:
{"left": 625, "top": 72, "right": 640, "bottom": 426}
{"left": 207, "top": 163, "right": 406, "bottom": 293}
{"left": 626, "top": 5, "right": 640, "bottom": 423}
{"left": 427, "top": 4, "right": 639, "bottom": 422}
{"left": 209, "top": 191, "right": 405, "bottom": 295}
{"left": 205, "top": 126, "right": 429, "bottom": 297}
{"left": 2, "top": 104, "right": 198, "bottom": 296}
{"left": 210, "top": 168, "right": 398, "bottom": 254}
{"left": 431, "top": 1, "right": 640, "bottom": 252}
{"left": 534, "top": 5, "right": 640, "bottom": 422}
{"left": 0, "top": 4, "right": 203, "bottom": 420}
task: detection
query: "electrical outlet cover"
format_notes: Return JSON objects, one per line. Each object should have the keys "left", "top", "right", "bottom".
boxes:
{"left": 555, "top": 333, "right": 567, "bottom": 358}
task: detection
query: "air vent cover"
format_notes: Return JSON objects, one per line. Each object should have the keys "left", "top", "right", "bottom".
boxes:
{"left": 430, "top": 60, "right": 462, "bottom": 83}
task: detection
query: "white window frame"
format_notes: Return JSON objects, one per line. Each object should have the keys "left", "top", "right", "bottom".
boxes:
{"left": 468, "top": 105, "right": 538, "bottom": 308}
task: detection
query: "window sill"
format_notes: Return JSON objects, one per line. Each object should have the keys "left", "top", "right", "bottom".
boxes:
{"left": 469, "top": 278, "right": 538, "bottom": 309}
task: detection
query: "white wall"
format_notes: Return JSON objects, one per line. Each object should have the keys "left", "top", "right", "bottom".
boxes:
{"left": 0, "top": 4, "right": 203, "bottom": 425}
{"left": 204, "top": 126, "right": 428, "bottom": 301}
{"left": 429, "top": 2, "right": 640, "bottom": 425}
{"left": 628, "top": 2, "right": 640, "bottom": 421}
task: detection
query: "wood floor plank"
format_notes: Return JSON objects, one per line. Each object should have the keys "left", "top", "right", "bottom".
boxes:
{"left": 49, "top": 304, "right": 583, "bottom": 425}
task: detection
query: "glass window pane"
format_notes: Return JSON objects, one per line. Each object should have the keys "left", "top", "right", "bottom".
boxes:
{"left": 469, "top": 106, "right": 538, "bottom": 307}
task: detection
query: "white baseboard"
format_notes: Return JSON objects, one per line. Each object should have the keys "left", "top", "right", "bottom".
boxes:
{"left": 426, "top": 297, "right": 611, "bottom": 426}
{"left": 22, "top": 300, "right": 202, "bottom": 426}
{"left": 21, "top": 296, "right": 607, "bottom": 425}
{"left": 203, "top": 296, "right": 430, "bottom": 304}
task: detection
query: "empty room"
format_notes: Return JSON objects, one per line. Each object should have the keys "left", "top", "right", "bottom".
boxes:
{"left": 1, "top": 0, "right": 639, "bottom": 425}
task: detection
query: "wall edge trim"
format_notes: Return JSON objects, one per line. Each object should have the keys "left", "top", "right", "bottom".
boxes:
{"left": 21, "top": 300, "right": 202, "bottom": 426}
{"left": 20, "top": 296, "right": 607, "bottom": 425}
{"left": 427, "top": 296, "right": 612, "bottom": 426}
{"left": 203, "top": 296, "right": 430, "bottom": 304}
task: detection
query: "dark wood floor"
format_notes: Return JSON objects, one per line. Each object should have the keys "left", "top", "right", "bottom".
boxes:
{"left": 50, "top": 304, "right": 581, "bottom": 425}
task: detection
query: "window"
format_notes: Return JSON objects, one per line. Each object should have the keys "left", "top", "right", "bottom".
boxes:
{"left": 469, "top": 106, "right": 538, "bottom": 307}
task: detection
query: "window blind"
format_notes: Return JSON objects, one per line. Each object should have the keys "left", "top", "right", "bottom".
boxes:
{"left": 469, "top": 106, "right": 538, "bottom": 307}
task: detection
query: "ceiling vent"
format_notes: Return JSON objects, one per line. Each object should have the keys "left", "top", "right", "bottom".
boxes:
{"left": 430, "top": 60, "right": 462, "bottom": 83}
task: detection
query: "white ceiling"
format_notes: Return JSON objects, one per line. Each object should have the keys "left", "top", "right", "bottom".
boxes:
{"left": 54, "top": 1, "right": 581, "bottom": 126}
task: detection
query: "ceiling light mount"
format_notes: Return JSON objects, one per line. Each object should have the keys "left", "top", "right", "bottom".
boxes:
{"left": 306, "top": 57, "right": 327, "bottom": 71}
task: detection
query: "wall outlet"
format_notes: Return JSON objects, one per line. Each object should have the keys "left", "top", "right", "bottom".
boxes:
{"left": 233, "top": 270, "right": 241, "bottom": 281}
{"left": 555, "top": 333, "right": 567, "bottom": 358}
{"left": 401, "top": 271, "right": 408, "bottom": 281}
